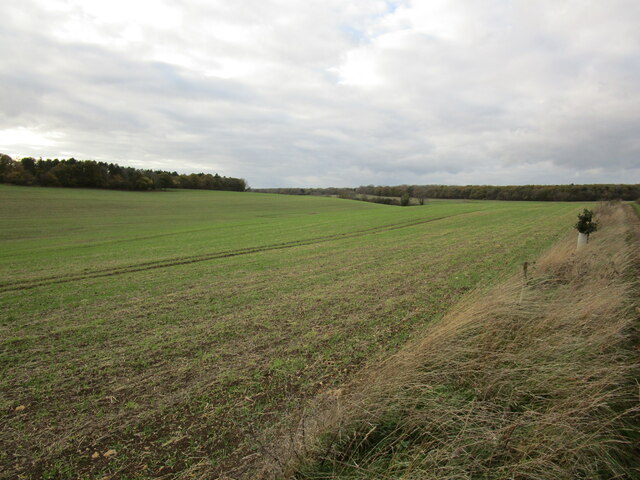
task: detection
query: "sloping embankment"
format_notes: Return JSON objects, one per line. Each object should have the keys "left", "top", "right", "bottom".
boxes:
{"left": 255, "top": 204, "right": 640, "bottom": 480}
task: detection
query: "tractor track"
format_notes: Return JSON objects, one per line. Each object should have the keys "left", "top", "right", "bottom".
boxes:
{"left": 0, "top": 212, "right": 474, "bottom": 293}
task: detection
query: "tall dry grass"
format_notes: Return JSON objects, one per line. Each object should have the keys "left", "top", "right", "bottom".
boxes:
{"left": 251, "top": 204, "right": 640, "bottom": 480}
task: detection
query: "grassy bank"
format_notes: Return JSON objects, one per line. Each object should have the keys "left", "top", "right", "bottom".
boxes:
{"left": 278, "top": 204, "right": 640, "bottom": 480}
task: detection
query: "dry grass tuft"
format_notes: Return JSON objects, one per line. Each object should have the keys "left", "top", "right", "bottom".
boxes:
{"left": 253, "top": 204, "right": 640, "bottom": 480}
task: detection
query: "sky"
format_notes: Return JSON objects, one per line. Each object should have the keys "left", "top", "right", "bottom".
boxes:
{"left": 1, "top": 1, "right": 639, "bottom": 188}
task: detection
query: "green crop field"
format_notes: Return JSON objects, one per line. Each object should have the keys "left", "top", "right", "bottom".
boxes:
{"left": 0, "top": 185, "right": 589, "bottom": 479}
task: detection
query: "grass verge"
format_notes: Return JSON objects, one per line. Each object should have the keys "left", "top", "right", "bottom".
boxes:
{"left": 266, "top": 203, "right": 640, "bottom": 480}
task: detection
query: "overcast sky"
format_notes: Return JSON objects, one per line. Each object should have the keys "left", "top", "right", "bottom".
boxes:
{"left": 1, "top": 1, "right": 639, "bottom": 187}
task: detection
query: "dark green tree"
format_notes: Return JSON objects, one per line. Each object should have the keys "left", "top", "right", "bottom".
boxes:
{"left": 157, "top": 172, "right": 174, "bottom": 190}
{"left": 575, "top": 209, "right": 598, "bottom": 237}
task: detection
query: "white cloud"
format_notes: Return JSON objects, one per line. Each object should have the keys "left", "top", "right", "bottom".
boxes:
{"left": 0, "top": 0, "right": 639, "bottom": 187}
{"left": 0, "top": 127, "right": 64, "bottom": 149}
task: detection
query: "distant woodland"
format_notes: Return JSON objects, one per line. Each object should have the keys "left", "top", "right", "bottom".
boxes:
{"left": 255, "top": 183, "right": 640, "bottom": 203}
{"left": 3, "top": 152, "right": 637, "bottom": 201}
{"left": 0, "top": 154, "right": 247, "bottom": 191}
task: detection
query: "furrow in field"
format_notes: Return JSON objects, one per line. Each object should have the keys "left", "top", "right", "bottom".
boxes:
{"left": 0, "top": 211, "right": 476, "bottom": 292}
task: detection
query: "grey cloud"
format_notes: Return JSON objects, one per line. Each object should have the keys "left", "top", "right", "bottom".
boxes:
{"left": 1, "top": 1, "right": 639, "bottom": 187}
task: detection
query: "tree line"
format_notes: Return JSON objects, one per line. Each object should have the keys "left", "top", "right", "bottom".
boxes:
{"left": 0, "top": 154, "right": 247, "bottom": 192}
{"left": 253, "top": 183, "right": 640, "bottom": 202}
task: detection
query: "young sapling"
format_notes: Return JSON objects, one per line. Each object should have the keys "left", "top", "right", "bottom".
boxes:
{"left": 575, "top": 209, "right": 598, "bottom": 249}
